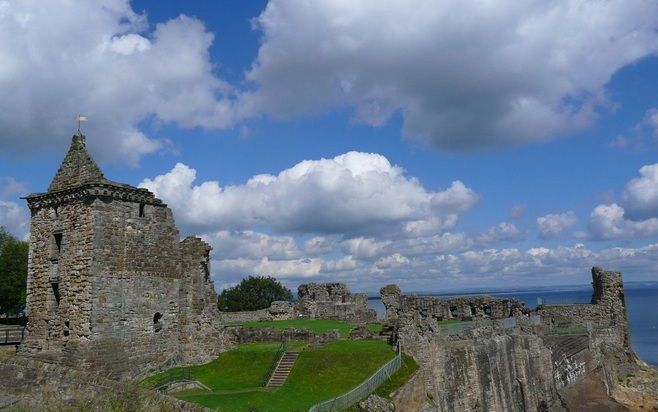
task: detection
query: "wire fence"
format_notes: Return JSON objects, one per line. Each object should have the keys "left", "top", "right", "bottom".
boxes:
{"left": 308, "top": 344, "right": 402, "bottom": 412}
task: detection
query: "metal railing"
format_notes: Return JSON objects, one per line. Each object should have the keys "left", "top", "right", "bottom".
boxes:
{"left": 1, "top": 326, "right": 25, "bottom": 345}
{"left": 154, "top": 368, "right": 195, "bottom": 391}
{"left": 263, "top": 339, "right": 288, "bottom": 386}
{"left": 308, "top": 344, "right": 402, "bottom": 412}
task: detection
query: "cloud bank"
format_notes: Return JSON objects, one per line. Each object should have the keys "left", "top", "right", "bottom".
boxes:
{"left": 3, "top": 0, "right": 658, "bottom": 164}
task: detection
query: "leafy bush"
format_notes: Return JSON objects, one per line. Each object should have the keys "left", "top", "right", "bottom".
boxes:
{"left": 0, "top": 227, "right": 28, "bottom": 316}
{"left": 218, "top": 275, "right": 292, "bottom": 312}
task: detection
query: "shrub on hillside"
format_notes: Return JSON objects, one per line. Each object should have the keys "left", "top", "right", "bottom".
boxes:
{"left": 218, "top": 275, "right": 292, "bottom": 312}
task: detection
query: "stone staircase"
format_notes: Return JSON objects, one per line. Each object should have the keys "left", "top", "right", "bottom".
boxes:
{"left": 266, "top": 351, "right": 299, "bottom": 387}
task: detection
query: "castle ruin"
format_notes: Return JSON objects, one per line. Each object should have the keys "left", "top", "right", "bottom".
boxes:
{"left": 20, "top": 133, "right": 229, "bottom": 380}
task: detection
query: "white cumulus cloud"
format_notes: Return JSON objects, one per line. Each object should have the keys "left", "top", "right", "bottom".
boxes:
{"left": 139, "top": 151, "right": 479, "bottom": 235}
{"left": 475, "top": 222, "right": 525, "bottom": 246}
{"left": 537, "top": 211, "right": 578, "bottom": 239}
{"left": 588, "top": 204, "right": 658, "bottom": 241}
{"left": 0, "top": 0, "right": 237, "bottom": 164}
{"left": 241, "top": 0, "right": 658, "bottom": 150}
{"left": 622, "top": 163, "right": 658, "bottom": 221}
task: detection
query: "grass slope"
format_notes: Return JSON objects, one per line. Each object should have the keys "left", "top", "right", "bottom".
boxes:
{"left": 140, "top": 342, "right": 280, "bottom": 390}
{"left": 176, "top": 340, "right": 395, "bottom": 412}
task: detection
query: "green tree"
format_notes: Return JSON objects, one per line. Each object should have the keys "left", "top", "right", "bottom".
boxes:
{"left": 0, "top": 227, "right": 29, "bottom": 316}
{"left": 218, "top": 275, "right": 292, "bottom": 312}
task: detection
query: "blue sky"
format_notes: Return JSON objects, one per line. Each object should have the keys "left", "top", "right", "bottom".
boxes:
{"left": 2, "top": 0, "right": 658, "bottom": 293}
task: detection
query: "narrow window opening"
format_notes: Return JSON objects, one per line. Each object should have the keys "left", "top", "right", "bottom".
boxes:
{"left": 64, "top": 321, "right": 70, "bottom": 337}
{"left": 53, "top": 206, "right": 59, "bottom": 217}
{"left": 54, "top": 233, "right": 62, "bottom": 252}
{"left": 153, "top": 312, "right": 163, "bottom": 332}
{"left": 51, "top": 232, "right": 63, "bottom": 261}
{"left": 139, "top": 203, "right": 145, "bottom": 217}
{"left": 52, "top": 283, "right": 60, "bottom": 306}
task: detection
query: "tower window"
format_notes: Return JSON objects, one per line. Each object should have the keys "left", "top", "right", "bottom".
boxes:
{"left": 153, "top": 312, "right": 163, "bottom": 332}
{"left": 52, "top": 283, "right": 60, "bottom": 306}
{"left": 50, "top": 232, "right": 63, "bottom": 261}
{"left": 139, "top": 203, "right": 145, "bottom": 217}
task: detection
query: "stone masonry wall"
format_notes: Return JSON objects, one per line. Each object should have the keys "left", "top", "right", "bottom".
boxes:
{"left": 21, "top": 134, "right": 231, "bottom": 380}
{"left": 297, "top": 282, "right": 376, "bottom": 323}
{"left": 385, "top": 267, "right": 637, "bottom": 411}
{"left": 22, "top": 198, "right": 95, "bottom": 354}
{"left": 394, "top": 318, "right": 557, "bottom": 412}
{"left": 380, "top": 284, "right": 524, "bottom": 322}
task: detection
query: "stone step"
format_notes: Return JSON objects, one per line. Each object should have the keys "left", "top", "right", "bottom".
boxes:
{"left": 266, "top": 351, "right": 300, "bottom": 388}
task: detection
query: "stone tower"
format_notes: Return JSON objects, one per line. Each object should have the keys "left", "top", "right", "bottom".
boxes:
{"left": 21, "top": 133, "right": 227, "bottom": 379}
{"left": 590, "top": 266, "right": 631, "bottom": 346}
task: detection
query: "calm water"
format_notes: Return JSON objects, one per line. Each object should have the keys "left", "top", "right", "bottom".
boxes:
{"left": 367, "top": 283, "right": 658, "bottom": 366}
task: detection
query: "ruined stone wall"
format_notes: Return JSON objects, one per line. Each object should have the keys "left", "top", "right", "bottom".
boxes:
{"left": 384, "top": 267, "right": 639, "bottom": 411}
{"left": 22, "top": 198, "right": 95, "bottom": 354}
{"left": 394, "top": 319, "right": 558, "bottom": 412}
{"left": 380, "top": 284, "right": 524, "bottom": 322}
{"left": 218, "top": 308, "right": 272, "bottom": 323}
{"left": 536, "top": 267, "right": 630, "bottom": 347}
{"left": 216, "top": 282, "right": 375, "bottom": 324}
{"left": 217, "top": 301, "right": 297, "bottom": 323}
{"left": 297, "top": 282, "right": 376, "bottom": 323}
{"left": 79, "top": 198, "right": 184, "bottom": 379}
{"left": 178, "top": 236, "right": 231, "bottom": 365}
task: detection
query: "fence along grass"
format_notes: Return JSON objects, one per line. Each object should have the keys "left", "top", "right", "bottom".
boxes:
{"left": 308, "top": 344, "right": 402, "bottom": 412}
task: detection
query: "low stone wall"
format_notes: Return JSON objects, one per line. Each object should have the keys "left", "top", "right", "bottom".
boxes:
{"left": 218, "top": 300, "right": 298, "bottom": 323}
{"left": 218, "top": 308, "right": 271, "bottom": 323}
{"left": 227, "top": 326, "right": 340, "bottom": 347}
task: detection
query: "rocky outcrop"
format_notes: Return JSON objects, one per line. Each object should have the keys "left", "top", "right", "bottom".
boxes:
{"left": 385, "top": 267, "right": 643, "bottom": 412}
{"left": 358, "top": 394, "right": 395, "bottom": 412}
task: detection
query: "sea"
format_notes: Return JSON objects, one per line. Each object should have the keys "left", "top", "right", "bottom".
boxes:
{"left": 366, "top": 282, "right": 658, "bottom": 366}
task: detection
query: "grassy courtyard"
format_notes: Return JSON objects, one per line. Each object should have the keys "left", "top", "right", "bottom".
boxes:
{"left": 142, "top": 339, "right": 400, "bottom": 412}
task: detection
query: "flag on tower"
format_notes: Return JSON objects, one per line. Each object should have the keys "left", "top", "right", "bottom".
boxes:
{"left": 77, "top": 114, "right": 87, "bottom": 133}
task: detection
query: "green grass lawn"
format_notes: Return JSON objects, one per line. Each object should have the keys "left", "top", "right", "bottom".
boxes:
{"left": 344, "top": 353, "right": 419, "bottom": 412}
{"left": 366, "top": 323, "right": 383, "bottom": 334}
{"left": 231, "top": 318, "right": 355, "bottom": 337}
{"left": 374, "top": 353, "right": 418, "bottom": 398}
{"left": 140, "top": 342, "right": 280, "bottom": 390}
{"left": 174, "top": 339, "right": 396, "bottom": 412}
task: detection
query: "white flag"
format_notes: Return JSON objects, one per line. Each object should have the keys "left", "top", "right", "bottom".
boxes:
{"left": 77, "top": 114, "right": 87, "bottom": 122}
